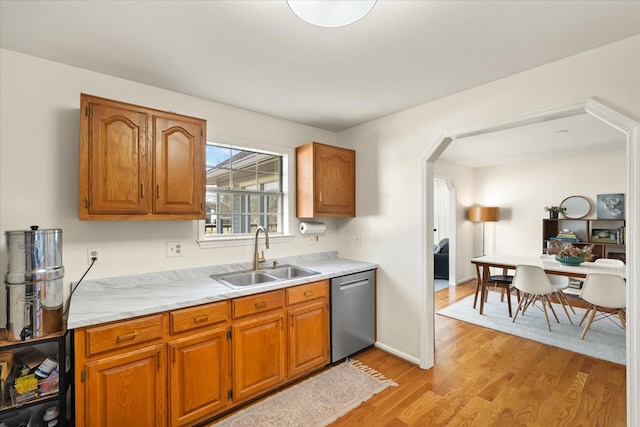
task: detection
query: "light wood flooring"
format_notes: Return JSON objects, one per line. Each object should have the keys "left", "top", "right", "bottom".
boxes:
{"left": 330, "top": 281, "right": 627, "bottom": 427}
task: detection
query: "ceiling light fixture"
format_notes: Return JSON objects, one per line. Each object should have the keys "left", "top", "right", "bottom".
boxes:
{"left": 287, "top": 0, "right": 376, "bottom": 28}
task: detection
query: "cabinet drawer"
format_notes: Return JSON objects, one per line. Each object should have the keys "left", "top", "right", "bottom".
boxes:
{"left": 287, "top": 281, "right": 328, "bottom": 305}
{"left": 170, "top": 301, "right": 229, "bottom": 335}
{"left": 84, "top": 314, "right": 164, "bottom": 357}
{"left": 232, "top": 290, "right": 284, "bottom": 319}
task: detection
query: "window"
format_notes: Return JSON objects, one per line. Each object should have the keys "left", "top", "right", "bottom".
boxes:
{"left": 201, "top": 142, "right": 290, "bottom": 242}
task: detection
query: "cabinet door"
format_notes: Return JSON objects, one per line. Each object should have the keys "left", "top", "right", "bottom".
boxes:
{"left": 85, "top": 344, "right": 166, "bottom": 427}
{"left": 232, "top": 312, "right": 286, "bottom": 402}
{"left": 314, "top": 144, "right": 355, "bottom": 217}
{"left": 81, "top": 99, "right": 150, "bottom": 217}
{"left": 153, "top": 115, "right": 205, "bottom": 216}
{"left": 168, "top": 329, "right": 229, "bottom": 426}
{"left": 287, "top": 300, "right": 329, "bottom": 379}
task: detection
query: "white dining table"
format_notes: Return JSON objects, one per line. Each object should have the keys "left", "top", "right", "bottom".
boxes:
{"left": 470, "top": 254, "right": 626, "bottom": 315}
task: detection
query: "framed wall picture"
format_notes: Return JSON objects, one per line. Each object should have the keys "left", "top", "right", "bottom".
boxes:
{"left": 597, "top": 193, "right": 625, "bottom": 219}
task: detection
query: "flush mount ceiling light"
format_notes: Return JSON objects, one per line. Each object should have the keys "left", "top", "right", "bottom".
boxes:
{"left": 287, "top": 0, "right": 376, "bottom": 28}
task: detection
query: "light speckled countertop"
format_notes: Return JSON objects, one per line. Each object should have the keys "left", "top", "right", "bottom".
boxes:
{"left": 67, "top": 251, "right": 376, "bottom": 329}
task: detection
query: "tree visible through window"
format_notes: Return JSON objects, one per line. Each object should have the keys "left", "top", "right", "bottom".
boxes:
{"left": 205, "top": 143, "right": 284, "bottom": 237}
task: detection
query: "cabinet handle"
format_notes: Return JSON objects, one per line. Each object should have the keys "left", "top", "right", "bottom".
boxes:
{"left": 318, "top": 192, "right": 322, "bottom": 203}
{"left": 194, "top": 315, "right": 209, "bottom": 323}
{"left": 156, "top": 185, "right": 160, "bottom": 199}
{"left": 116, "top": 331, "right": 138, "bottom": 342}
{"left": 140, "top": 184, "right": 144, "bottom": 198}
{"left": 157, "top": 350, "right": 161, "bottom": 370}
{"left": 304, "top": 291, "right": 314, "bottom": 297}
{"left": 255, "top": 302, "right": 267, "bottom": 309}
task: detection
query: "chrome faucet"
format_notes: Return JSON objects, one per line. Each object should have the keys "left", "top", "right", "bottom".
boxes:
{"left": 253, "top": 225, "right": 270, "bottom": 271}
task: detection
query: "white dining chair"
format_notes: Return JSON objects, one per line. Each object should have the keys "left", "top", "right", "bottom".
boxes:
{"left": 512, "top": 265, "right": 562, "bottom": 332}
{"left": 540, "top": 254, "right": 576, "bottom": 320}
{"left": 579, "top": 273, "right": 626, "bottom": 340}
{"left": 547, "top": 274, "right": 575, "bottom": 321}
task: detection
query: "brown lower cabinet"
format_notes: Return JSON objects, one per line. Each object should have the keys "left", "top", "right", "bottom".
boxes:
{"left": 85, "top": 344, "right": 167, "bottom": 426}
{"left": 74, "top": 280, "right": 329, "bottom": 427}
{"left": 168, "top": 328, "right": 230, "bottom": 426}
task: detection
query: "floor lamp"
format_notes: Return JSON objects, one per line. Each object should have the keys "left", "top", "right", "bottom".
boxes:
{"left": 468, "top": 206, "right": 500, "bottom": 256}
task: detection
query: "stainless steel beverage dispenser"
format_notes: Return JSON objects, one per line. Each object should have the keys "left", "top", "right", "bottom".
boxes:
{"left": 4, "top": 226, "right": 64, "bottom": 341}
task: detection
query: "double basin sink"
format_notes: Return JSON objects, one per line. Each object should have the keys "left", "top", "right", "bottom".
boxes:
{"left": 210, "top": 265, "right": 320, "bottom": 289}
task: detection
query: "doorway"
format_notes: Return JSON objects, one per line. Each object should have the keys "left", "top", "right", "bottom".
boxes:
{"left": 419, "top": 98, "right": 639, "bottom": 425}
{"left": 433, "top": 176, "right": 456, "bottom": 291}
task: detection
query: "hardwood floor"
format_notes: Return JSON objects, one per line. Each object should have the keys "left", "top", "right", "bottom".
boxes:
{"left": 330, "top": 281, "right": 626, "bottom": 427}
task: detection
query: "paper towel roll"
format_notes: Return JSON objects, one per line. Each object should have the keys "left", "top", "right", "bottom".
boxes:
{"left": 299, "top": 222, "right": 326, "bottom": 235}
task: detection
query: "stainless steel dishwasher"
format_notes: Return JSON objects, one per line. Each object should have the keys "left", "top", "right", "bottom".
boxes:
{"left": 330, "top": 269, "right": 375, "bottom": 362}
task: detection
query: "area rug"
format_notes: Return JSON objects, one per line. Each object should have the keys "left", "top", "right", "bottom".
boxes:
{"left": 437, "top": 291, "right": 626, "bottom": 365}
{"left": 211, "top": 359, "right": 398, "bottom": 426}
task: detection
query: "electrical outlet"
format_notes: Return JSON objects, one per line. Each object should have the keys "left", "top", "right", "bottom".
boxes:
{"left": 87, "top": 248, "right": 102, "bottom": 265}
{"left": 166, "top": 241, "right": 183, "bottom": 257}
{"left": 308, "top": 235, "right": 319, "bottom": 245}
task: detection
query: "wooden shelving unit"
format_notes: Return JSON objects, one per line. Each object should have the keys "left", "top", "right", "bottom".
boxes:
{"left": 0, "top": 327, "right": 73, "bottom": 426}
{"left": 542, "top": 218, "right": 626, "bottom": 262}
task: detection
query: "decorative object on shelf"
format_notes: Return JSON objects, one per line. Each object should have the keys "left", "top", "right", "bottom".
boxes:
{"left": 597, "top": 193, "right": 625, "bottom": 219}
{"left": 544, "top": 205, "right": 565, "bottom": 219}
{"left": 547, "top": 243, "right": 594, "bottom": 266}
{"left": 591, "top": 228, "right": 619, "bottom": 244}
{"left": 551, "top": 229, "right": 579, "bottom": 242}
{"left": 560, "top": 195, "right": 591, "bottom": 219}
{"left": 468, "top": 206, "right": 499, "bottom": 256}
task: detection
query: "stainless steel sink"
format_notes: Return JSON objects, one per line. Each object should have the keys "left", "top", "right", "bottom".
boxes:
{"left": 219, "top": 272, "right": 277, "bottom": 287}
{"left": 268, "top": 265, "right": 318, "bottom": 279}
{"left": 210, "top": 264, "right": 320, "bottom": 289}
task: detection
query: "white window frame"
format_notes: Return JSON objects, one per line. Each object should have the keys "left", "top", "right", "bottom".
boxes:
{"left": 197, "top": 137, "right": 295, "bottom": 248}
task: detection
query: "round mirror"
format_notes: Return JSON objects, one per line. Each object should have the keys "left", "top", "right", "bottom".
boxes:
{"left": 560, "top": 196, "right": 591, "bottom": 219}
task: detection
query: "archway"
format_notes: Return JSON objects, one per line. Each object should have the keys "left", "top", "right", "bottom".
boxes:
{"left": 420, "top": 98, "right": 639, "bottom": 425}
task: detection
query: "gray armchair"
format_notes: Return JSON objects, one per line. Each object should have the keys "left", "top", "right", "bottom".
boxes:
{"left": 434, "top": 238, "right": 449, "bottom": 279}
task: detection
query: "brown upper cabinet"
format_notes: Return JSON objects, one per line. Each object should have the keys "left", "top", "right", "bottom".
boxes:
{"left": 79, "top": 94, "right": 206, "bottom": 220}
{"left": 296, "top": 142, "right": 355, "bottom": 218}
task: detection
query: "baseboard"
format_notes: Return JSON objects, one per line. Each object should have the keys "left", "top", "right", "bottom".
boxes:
{"left": 374, "top": 341, "right": 421, "bottom": 366}
{"left": 457, "top": 275, "right": 475, "bottom": 285}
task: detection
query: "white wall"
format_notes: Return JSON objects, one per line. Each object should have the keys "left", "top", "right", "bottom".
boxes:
{"left": 337, "top": 35, "right": 639, "bottom": 361}
{"left": 0, "top": 49, "right": 340, "bottom": 323}
{"left": 478, "top": 150, "right": 626, "bottom": 256}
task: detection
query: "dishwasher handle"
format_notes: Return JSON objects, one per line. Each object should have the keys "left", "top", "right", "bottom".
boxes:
{"left": 339, "top": 279, "right": 369, "bottom": 291}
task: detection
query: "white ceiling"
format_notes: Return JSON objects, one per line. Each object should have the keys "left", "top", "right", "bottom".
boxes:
{"left": 0, "top": 1, "right": 637, "bottom": 165}
{"left": 439, "top": 113, "right": 627, "bottom": 168}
